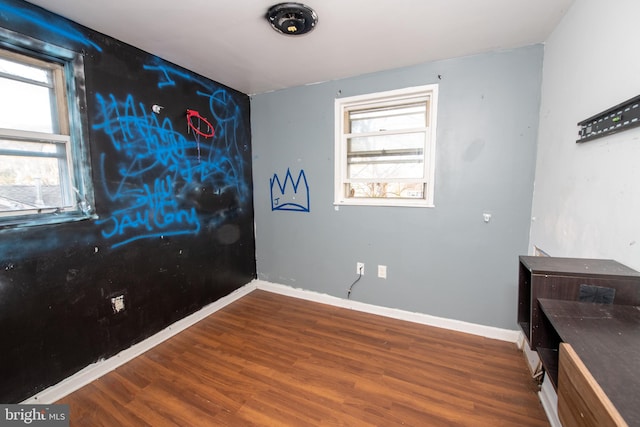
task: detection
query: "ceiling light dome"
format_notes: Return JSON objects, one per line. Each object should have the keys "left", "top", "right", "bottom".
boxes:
{"left": 267, "top": 3, "right": 318, "bottom": 36}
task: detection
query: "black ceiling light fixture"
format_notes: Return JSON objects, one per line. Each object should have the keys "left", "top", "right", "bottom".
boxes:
{"left": 266, "top": 3, "right": 318, "bottom": 36}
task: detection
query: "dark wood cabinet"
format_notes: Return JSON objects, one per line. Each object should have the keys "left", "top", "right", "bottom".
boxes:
{"left": 517, "top": 256, "right": 640, "bottom": 351}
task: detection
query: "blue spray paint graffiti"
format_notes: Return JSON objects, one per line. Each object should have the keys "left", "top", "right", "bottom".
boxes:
{"left": 97, "top": 175, "right": 200, "bottom": 248}
{"left": 143, "top": 63, "right": 214, "bottom": 91}
{"left": 270, "top": 169, "right": 310, "bottom": 212}
{"left": 144, "top": 62, "right": 251, "bottom": 158}
{"left": 0, "top": 4, "right": 102, "bottom": 52}
{"left": 93, "top": 86, "right": 249, "bottom": 248}
{"left": 142, "top": 64, "right": 182, "bottom": 89}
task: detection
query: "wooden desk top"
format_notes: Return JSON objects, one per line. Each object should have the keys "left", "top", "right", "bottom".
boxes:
{"left": 520, "top": 256, "right": 640, "bottom": 279}
{"left": 538, "top": 299, "right": 640, "bottom": 426}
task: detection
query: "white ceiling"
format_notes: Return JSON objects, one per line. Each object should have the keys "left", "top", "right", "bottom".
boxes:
{"left": 25, "top": 0, "right": 574, "bottom": 95}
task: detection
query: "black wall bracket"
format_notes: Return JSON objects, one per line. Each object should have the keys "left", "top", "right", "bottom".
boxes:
{"left": 577, "top": 94, "right": 640, "bottom": 143}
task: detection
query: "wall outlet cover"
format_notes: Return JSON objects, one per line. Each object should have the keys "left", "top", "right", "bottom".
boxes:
{"left": 378, "top": 265, "right": 387, "bottom": 279}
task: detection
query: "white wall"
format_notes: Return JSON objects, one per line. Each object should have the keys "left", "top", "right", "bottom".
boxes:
{"left": 530, "top": 0, "right": 640, "bottom": 270}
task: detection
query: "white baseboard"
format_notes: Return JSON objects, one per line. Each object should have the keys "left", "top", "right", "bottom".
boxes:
{"left": 522, "top": 339, "right": 542, "bottom": 373}
{"left": 254, "top": 280, "right": 521, "bottom": 343}
{"left": 22, "top": 283, "right": 257, "bottom": 404}
{"left": 539, "top": 374, "right": 561, "bottom": 427}
{"left": 24, "top": 278, "right": 521, "bottom": 404}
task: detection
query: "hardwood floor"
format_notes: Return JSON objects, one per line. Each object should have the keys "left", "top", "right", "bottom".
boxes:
{"left": 58, "top": 290, "right": 549, "bottom": 426}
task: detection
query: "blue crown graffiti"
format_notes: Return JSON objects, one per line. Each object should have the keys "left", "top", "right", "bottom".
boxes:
{"left": 270, "top": 169, "right": 310, "bottom": 212}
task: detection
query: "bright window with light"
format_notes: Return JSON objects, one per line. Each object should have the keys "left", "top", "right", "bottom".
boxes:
{"left": 0, "top": 41, "right": 92, "bottom": 226}
{"left": 335, "top": 85, "right": 438, "bottom": 207}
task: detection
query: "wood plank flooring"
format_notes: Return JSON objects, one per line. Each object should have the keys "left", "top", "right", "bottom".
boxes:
{"left": 58, "top": 290, "right": 549, "bottom": 426}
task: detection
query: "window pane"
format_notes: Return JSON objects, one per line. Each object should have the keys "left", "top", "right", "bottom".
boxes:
{"left": 347, "top": 182, "right": 424, "bottom": 199}
{"left": 349, "top": 103, "right": 425, "bottom": 133}
{"left": 0, "top": 139, "right": 66, "bottom": 212}
{"left": 348, "top": 132, "right": 425, "bottom": 153}
{"left": 0, "top": 77, "right": 55, "bottom": 133}
{"left": 0, "top": 57, "right": 51, "bottom": 84}
{"left": 347, "top": 133, "right": 425, "bottom": 180}
{"left": 348, "top": 161, "right": 424, "bottom": 180}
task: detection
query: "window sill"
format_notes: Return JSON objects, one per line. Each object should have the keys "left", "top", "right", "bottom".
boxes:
{"left": 0, "top": 211, "right": 97, "bottom": 230}
{"left": 334, "top": 199, "right": 434, "bottom": 208}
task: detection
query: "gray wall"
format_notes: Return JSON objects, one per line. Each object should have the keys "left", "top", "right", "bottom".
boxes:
{"left": 251, "top": 45, "right": 543, "bottom": 329}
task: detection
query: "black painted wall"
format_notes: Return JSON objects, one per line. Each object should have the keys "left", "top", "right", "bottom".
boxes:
{"left": 0, "top": 0, "right": 255, "bottom": 403}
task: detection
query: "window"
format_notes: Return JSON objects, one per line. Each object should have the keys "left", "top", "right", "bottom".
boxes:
{"left": 0, "top": 32, "right": 93, "bottom": 227}
{"left": 334, "top": 85, "right": 438, "bottom": 207}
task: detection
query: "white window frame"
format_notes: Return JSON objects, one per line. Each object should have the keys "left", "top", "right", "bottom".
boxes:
{"left": 0, "top": 28, "right": 94, "bottom": 227}
{"left": 334, "top": 84, "right": 438, "bottom": 208}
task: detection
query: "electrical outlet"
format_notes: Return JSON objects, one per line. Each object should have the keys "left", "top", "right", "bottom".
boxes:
{"left": 111, "top": 295, "right": 125, "bottom": 313}
{"left": 356, "top": 262, "right": 364, "bottom": 275}
{"left": 378, "top": 265, "right": 387, "bottom": 279}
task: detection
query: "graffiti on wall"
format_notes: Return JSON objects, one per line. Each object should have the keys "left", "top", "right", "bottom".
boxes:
{"left": 0, "top": 3, "right": 102, "bottom": 52}
{"left": 270, "top": 169, "right": 310, "bottom": 212}
{"left": 186, "top": 108, "right": 215, "bottom": 162}
{"left": 0, "top": 6, "right": 250, "bottom": 250}
{"left": 93, "top": 66, "right": 250, "bottom": 248}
